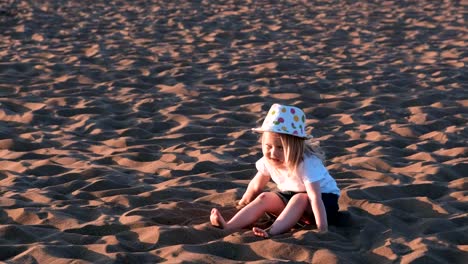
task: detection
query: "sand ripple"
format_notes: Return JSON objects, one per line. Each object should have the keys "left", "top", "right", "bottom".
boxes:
{"left": 0, "top": 0, "right": 466, "bottom": 263}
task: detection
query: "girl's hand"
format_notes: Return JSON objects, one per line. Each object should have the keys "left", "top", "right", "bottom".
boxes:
{"left": 238, "top": 192, "right": 256, "bottom": 208}
{"left": 237, "top": 198, "right": 249, "bottom": 208}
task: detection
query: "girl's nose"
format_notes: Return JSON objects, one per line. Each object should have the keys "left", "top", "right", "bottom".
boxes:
{"left": 271, "top": 147, "right": 280, "bottom": 157}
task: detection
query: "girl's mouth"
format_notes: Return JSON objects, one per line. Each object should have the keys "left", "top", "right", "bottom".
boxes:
{"left": 269, "top": 157, "right": 282, "bottom": 163}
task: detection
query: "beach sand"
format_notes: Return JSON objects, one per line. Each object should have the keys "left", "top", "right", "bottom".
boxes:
{"left": 0, "top": 0, "right": 467, "bottom": 263}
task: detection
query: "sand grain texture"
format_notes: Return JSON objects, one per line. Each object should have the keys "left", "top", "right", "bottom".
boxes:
{"left": 0, "top": 0, "right": 467, "bottom": 263}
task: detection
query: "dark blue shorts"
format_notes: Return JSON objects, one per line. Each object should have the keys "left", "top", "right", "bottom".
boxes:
{"left": 273, "top": 191, "right": 340, "bottom": 224}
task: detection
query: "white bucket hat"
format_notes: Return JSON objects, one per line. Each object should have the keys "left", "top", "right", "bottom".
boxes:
{"left": 252, "top": 103, "right": 312, "bottom": 139}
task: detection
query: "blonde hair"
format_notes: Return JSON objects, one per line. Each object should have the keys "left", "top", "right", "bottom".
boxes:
{"left": 278, "top": 133, "right": 325, "bottom": 175}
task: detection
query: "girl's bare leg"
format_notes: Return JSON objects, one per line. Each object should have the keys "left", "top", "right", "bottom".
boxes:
{"left": 210, "top": 192, "right": 284, "bottom": 232}
{"left": 253, "top": 193, "right": 309, "bottom": 237}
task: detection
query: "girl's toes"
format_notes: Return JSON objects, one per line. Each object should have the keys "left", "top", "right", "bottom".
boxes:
{"left": 252, "top": 227, "right": 270, "bottom": 238}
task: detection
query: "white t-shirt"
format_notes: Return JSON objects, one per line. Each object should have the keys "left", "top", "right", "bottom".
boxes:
{"left": 255, "top": 155, "right": 340, "bottom": 196}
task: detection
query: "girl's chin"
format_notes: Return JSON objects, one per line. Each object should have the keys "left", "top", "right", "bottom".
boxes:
{"left": 268, "top": 158, "right": 284, "bottom": 166}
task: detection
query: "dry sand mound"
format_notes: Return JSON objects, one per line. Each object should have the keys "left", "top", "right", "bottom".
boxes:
{"left": 0, "top": 0, "right": 466, "bottom": 263}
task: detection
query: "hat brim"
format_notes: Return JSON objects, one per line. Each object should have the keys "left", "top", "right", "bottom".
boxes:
{"left": 251, "top": 128, "right": 312, "bottom": 139}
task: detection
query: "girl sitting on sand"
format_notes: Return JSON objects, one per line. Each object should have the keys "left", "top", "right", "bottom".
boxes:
{"left": 210, "top": 103, "right": 340, "bottom": 238}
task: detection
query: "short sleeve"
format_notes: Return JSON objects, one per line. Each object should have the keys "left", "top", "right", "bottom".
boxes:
{"left": 301, "top": 156, "right": 327, "bottom": 183}
{"left": 255, "top": 157, "right": 270, "bottom": 176}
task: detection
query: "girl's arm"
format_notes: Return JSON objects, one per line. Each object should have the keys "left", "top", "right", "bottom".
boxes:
{"left": 238, "top": 171, "right": 270, "bottom": 207}
{"left": 305, "top": 181, "right": 328, "bottom": 233}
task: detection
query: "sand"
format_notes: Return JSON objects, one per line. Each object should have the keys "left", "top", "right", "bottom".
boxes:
{"left": 0, "top": 0, "right": 467, "bottom": 263}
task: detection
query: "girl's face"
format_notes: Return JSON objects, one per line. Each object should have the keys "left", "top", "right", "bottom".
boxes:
{"left": 262, "top": 132, "right": 285, "bottom": 167}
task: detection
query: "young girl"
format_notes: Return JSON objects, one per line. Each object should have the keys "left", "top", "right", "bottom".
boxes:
{"left": 210, "top": 103, "right": 340, "bottom": 238}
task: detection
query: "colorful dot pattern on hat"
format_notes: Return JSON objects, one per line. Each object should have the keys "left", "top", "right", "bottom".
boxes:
{"left": 266, "top": 104, "right": 306, "bottom": 137}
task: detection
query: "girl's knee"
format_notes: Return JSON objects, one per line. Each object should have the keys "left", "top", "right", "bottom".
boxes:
{"left": 290, "top": 193, "right": 309, "bottom": 205}
{"left": 255, "top": 192, "right": 274, "bottom": 202}
{"left": 252, "top": 192, "right": 282, "bottom": 208}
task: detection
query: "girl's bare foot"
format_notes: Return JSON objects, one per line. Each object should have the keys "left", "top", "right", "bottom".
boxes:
{"left": 210, "top": 208, "right": 226, "bottom": 228}
{"left": 252, "top": 227, "right": 270, "bottom": 238}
